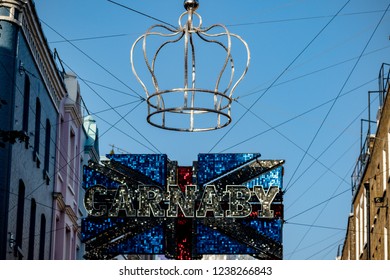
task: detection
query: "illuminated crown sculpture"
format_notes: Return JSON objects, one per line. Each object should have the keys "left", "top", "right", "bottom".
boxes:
{"left": 130, "top": 0, "right": 250, "bottom": 132}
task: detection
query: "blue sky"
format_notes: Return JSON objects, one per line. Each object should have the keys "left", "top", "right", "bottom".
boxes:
{"left": 34, "top": 0, "right": 390, "bottom": 260}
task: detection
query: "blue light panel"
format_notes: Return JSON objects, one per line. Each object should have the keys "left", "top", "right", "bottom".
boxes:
{"left": 81, "top": 217, "right": 126, "bottom": 242}
{"left": 196, "top": 223, "right": 257, "bottom": 254}
{"left": 83, "top": 165, "right": 120, "bottom": 189}
{"left": 245, "top": 166, "right": 283, "bottom": 189}
{"left": 197, "top": 153, "right": 261, "bottom": 187}
{"left": 107, "top": 226, "right": 164, "bottom": 255}
{"left": 241, "top": 219, "right": 283, "bottom": 243}
{"left": 107, "top": 154, "right": 167, "bottom": 187}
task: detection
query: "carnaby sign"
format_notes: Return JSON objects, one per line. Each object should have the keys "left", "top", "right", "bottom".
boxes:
{"left": 84, "top": 184, "right": 280, "bottom": 218}
{"left": 81, "top": 153, "right": 284, "bottom": 260}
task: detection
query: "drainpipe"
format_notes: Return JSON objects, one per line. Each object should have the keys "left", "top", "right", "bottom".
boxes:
{"left": 364, "top": 182, "right": 370, "bottom": 259}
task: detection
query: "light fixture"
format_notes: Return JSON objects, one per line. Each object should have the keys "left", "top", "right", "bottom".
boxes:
{"left": 130, "top": 0, "right": 250, "bottom": 132}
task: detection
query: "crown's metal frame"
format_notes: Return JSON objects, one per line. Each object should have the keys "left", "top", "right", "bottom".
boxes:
{"left": 130, "top": 0, "right": 250, "bottom": 132}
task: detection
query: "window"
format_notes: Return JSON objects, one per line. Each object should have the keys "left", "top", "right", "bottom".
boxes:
{"left": 38, "top": 214, "right": 46, "bottom": 260}
{"left": 355, "top": 195, "right": 366, "bottom": 260}
{"left": 0, "top": 7, "right": 10, "bottom": 16}
{"left": 363, "top": 193, "right": 367, "bottom": 245}
{"left": 43, "top": 119, "right": 51, "bottom": 184}
{"left": 34, "top": 98, "right": 41, "bottom": 166}
{"left": 27, "top": 199, "right": 36, "bottom": 260}
{"left": 65, "top": 226, "right": 71, "bottom": 260}
{"left": 16, "top": 180, "right": 25, "bottom": 258}
{"left": 54, "top": 215, "right": 64, "bottom": 260}
{"left": 359, "top": 196, "right": 364, "bottom": 254}
{"left": 384, "top": 147, "right": 388, "bottom": 192}
{"left": 12, "top": 7, "right": 19, "bottom": 21}
{"left": 387, "top": 130, "right": 390, "bottom": 191}
{"left": 58, "top": 117, "right": 67, "bottom": 179}
{"left": 355, "top": 207, "right": 359, "bottom": 258}
{"left": 22, "top": 76, "right": 30, "bottom": 149}
{"left": 22, "top": 75, "right": 30, "bottom": 133}
{"left": 70, "top": 130, "right": 75, "bottom": 188}
{"left": 385, "top": 227, "right": 388, "bottom": 260}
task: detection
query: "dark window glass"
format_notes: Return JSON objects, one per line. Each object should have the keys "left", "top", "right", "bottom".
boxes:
{"left": 27, "top": 199, "right": 36, "bottom": 260}
{"left": 43, "top": 119, "right": 51, "bottom": 176}
{"left": 38, "top": 214, "right": 46, "bottom": 260}
{"left": 34, "top": 98, "right": 41, "bottom": 161}
{"left": 16, "top": 180, "right": 25, "bottom": 256}
{"left": 22, "top": 75, "right": 30, "bottom": 133}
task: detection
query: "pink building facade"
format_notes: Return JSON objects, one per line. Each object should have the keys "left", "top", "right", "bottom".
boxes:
{"left": 52, "top": 72, "right": 99, "bottom": 259}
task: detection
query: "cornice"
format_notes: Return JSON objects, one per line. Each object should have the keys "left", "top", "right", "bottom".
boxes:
{"left": 19, "top": 0, "right": 66, "bottom": 111}
{"left": 53, "top": 192, "right": 79, "bottom": 229}
{"left": 53, "top": 192, "right": 66, "bottom": 211}
{"left": 0, "top": 0, "right": 26, "bottom": 10}
{"left": 64, "top": 103, "right": 83, "bottom": 128}
{"left": 65, "top": 205, "right": 78, "bottom": 229}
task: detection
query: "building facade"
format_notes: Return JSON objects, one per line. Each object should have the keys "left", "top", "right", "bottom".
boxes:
{"left": 76, "top": 115, "right": 100, "bottom": 259}
{"left": 0, "top": 0, "right": 99, "bottom": 259}
{"left": 51, "top": 72, "right": 100, "bottom": 260}
{"left": 0, "top": 0, "right": 66, "bottom": 260}
{"left": 339, "top": 63, "right": 390, "bottom": 260}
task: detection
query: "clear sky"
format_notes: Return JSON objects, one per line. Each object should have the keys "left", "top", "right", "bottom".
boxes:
{"left": 34, "top": 0, "right": 390, "bottom": 260}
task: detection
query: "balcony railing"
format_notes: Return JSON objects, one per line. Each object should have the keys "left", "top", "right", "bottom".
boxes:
{"left": 379, "top": 63, "right": 390, "bottom": 106}
{"left": 351, "top": 134, "right": 374, "bottom": 197}
{"left": 351, "top": 63, "right": 389, "bottom": 197}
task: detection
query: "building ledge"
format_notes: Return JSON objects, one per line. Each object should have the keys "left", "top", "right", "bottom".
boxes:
{"left": 53, "top": 192, "right": 79, "bottom": 228}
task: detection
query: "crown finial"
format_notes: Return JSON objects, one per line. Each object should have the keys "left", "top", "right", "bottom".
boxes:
{"left": 184, "top": 0, "right": 199, "bottom": 11}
